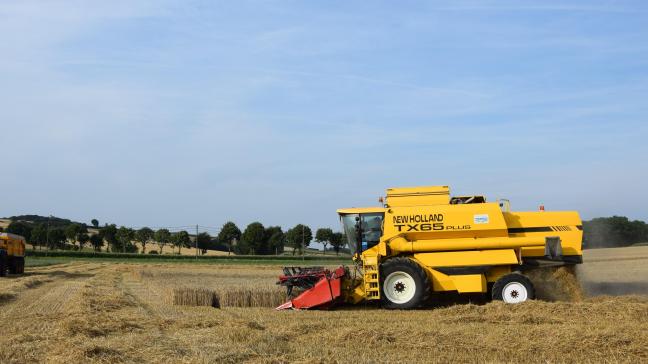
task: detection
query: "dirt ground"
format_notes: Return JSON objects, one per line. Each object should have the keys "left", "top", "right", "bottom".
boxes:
{"left": 0, "top": 248, "right": 646, "bottom": 363}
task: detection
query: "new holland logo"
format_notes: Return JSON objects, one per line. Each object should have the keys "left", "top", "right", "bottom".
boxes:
{"left": 392, "top": 214, "right": 471, "bottom": 232}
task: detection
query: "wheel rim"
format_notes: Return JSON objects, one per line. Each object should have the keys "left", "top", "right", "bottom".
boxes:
{"left": 502, "top": 282, "right": 528, "bottom": 303}
{"left": 383, "top": 271, "right": 416, "bottom": 304}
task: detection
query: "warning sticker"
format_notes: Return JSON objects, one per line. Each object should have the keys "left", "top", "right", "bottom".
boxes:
{"left": 474, "top": 214, "right": 489, "bottom": 224}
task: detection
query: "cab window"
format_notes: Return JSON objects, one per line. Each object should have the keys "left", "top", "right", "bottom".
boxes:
{"left": 360, "top": 213, "right": 383, "bottom": 251}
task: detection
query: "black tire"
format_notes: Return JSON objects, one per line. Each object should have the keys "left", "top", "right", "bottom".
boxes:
{"left": 8, "top": 256, "right": 16, "bottom": 275}
{"left": 0, "top": 251, "right": 7, "bottom": 277}
{"left": 492, "top": 273, "right": 535, "bottom": 303}
{"left": 380, "top": 257, "right": 432, "bottom": 309}
{"left": 16, "top": 257, "right": 24, "bottom": 274}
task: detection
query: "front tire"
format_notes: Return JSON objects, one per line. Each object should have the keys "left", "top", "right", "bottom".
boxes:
{"left": 492, "top": 273, "right": 535, "bottom": 303}
{"left": 380, "top": 257, "right": 431, "bottom": 309}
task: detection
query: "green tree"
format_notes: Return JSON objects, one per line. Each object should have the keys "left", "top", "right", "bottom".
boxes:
{"left": 47, "top": 228, "right": 66, "bottom": 250}
{"left": 7, "top": 221, "right": 32, "bottom": 242}
{"left": 265, "top": 226, "right": 284, "bottom": 255}
{"left": 330, "top": 232, "right": 345, "bottom": 255}
{"left": 89, "top": 233, "right": 103, "bottom": 251}
{"left": 116, "top": 226, "right": 135, "bottom": 253}
{"left": 78, "top": 233, "right": 90, "bottom": 250}
{"left": 30, "top": 223, "right": 48, "bottom": 250}
{"left": 240, "top": 222, "right": 266, "bottom": 255}
{"left": 216, "top": 222, "right": 241, "bottom": 255}
{"left": 285, "top": 228, "right": 296, "bottom": 255}
{"left": 65, "top": 223, "right": 82, "bottom": 246}
{"left": 101, "top": 224, "right": 118, "bottom": 252}
{"left": 172, "top": 231, "right": 191, "bottom": 254}
{"left": 315, "top": 228, "right": 334, "bottom": 254}
{"left": 196, "top": 232, "right": 212, "bottom": 254}
{"left": 286, "top": 224, "right": 312, "bottom": 255}
{"left": 135, "top": 227, "right": 154, "bottom": 254}
{"left": 583, "top": 216, "right": 648, "bottom": 249}
{"left": 91, "top": 219, "right": 99, "bottom": 228}
{"left": 154, "top": 228, "right": 171, "bottom": 254}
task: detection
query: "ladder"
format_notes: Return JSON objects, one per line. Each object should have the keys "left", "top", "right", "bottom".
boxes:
{"left": 363, "top": 256, "right": 380, "bottom": 300}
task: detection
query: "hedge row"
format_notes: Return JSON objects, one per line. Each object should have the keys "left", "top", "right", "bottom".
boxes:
{"left": 26, "top": 250, "right": 349, "bottom": 261}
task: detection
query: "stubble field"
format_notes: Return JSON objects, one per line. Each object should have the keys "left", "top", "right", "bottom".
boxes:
{"left": 0, "top": 247, "right": 646, "bottom": 363}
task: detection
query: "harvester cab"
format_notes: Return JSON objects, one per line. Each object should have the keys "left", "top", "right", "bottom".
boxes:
{"left": 339, "top": 209, "right": 385, "bottom": 256}
{"left": 276, "top": 185, "right": 583, "bottom": 310}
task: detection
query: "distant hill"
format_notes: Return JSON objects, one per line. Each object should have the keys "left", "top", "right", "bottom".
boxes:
{"left": 4, "top": 215, "right": 85, "bottom": 228}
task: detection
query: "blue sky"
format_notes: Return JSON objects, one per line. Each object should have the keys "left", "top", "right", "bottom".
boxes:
{"left": 2, "top": 0, "right": 647, "bottom": 234}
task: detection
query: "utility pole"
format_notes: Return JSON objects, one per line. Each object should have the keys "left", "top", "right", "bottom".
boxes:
{"left": 45, "top": 215, "right": 50, "bottom": 256}
{"left": 195, "top": 224, "right": 199, "bottom": 260}
{"left": 302, "top": 224, "right": 305, "bottom": 262}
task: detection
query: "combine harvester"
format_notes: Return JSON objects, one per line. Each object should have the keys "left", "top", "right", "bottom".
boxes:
{"left": 277, "top": 185, "right": 582, "bottom": 309}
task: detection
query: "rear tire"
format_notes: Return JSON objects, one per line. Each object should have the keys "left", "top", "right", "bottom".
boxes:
{"left": 492, "top": 273, "right": 535, "bottom": 303}
{"left": 380, "top": 257, "right": 431, "bottom": 309}
{"left": 16, "top": 257, "right": 24, "bottom": 274}
{"left": 8, "top": 256, "right": 16, "bottom": 274}
{"left": 0, "top": 251, "right": 7, "bottom": 277}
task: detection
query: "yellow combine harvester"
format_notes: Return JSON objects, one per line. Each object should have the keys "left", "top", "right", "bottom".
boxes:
{"left": 0, "top": 233, "right": 26, "bottom": 276}
{"left": 277, "top": 185, "right": 582, "bottom": 309}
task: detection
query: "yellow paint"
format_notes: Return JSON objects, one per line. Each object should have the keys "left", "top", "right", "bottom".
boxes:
{"left": 450, "top": 274, "right": 487, "bottom": 293}
{"left": 426, "top": 268, "right": 456, "bottom": 291}
{"left": 389, "top": 235, "right": 546, "bottom": 254}
{"left": 336, "top": 207, "right": 386, "bottom": 215}
{"left": 413, "top": 249, "right": 519, "bottom": 268}
{"left": 425, "top": 268, "right": 487, "bottom": 293}
{"left": 485, "top": 266, "right": 512, "bottom": 283}
{"left": 385, "top": 185, "right": 450, "bottom": 207}
{"left": 0, "top": 233, "right": 25, "bottom": 257}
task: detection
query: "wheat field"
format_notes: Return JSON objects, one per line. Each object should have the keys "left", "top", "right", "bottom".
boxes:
{"left": 0, "top": 247, "right": 645, "bottom": 363}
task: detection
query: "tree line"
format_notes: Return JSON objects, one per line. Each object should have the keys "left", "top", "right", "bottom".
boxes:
{"left": 2, "top": 217, "right": 348, "bottom": 255}
{"left": 583, "top": 216, "right": 648, "bottom": 249}
{"left": 7, "top": 215, "right": 648, "bottom": 253}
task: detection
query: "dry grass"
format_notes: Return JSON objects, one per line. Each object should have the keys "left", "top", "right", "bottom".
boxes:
{"left": 0, "top": 247, "right": 645, "bottom": 363}
{"left": 579, "top": 246, "right": 648, "bottom": 296}
{"left": 173, "top": 287, "right": 220, "bottom": 307}
{"left": 171, "top": 286, "right": 285, "bottom": 308}
{"left": 137, "top": 265, "right": 287, "bottom": 308}
{"left": 218, "top": 287, "right": 286, "bottom": 308}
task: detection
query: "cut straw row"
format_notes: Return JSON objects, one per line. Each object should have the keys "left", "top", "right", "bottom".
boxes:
{"left": 172, "top": 287, "right": 287, "bottom": 308}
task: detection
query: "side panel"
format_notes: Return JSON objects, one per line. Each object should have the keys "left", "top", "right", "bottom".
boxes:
{"left": 451, "top": 274, "right": 487, "bottom": 293}
{"left": 5, "top": 238, "right": 25, "bottom": 257}
{"left": 384, "top": 202, "right": 508, "bottom": 241}
{"left": 485, "top": 266, "right": 512, "bottom": 283}
{"left": 0, "top": 234, "right": 26, "bottom": 257}
{"left": 413, "top": 249, "right": 519, "bottom": 268}
{"left": 424, "top": 268, "right": 487, "bottom": 293}
{"left": 504, "top": 211, "right": 583, "bottom": 257}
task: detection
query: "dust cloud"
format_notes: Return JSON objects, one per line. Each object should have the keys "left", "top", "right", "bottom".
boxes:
{"left": 528, "top": 266, "right": 584, "bottom": 302}
{"left": 528, "top": 246, "right": 648, "bottom": 300}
